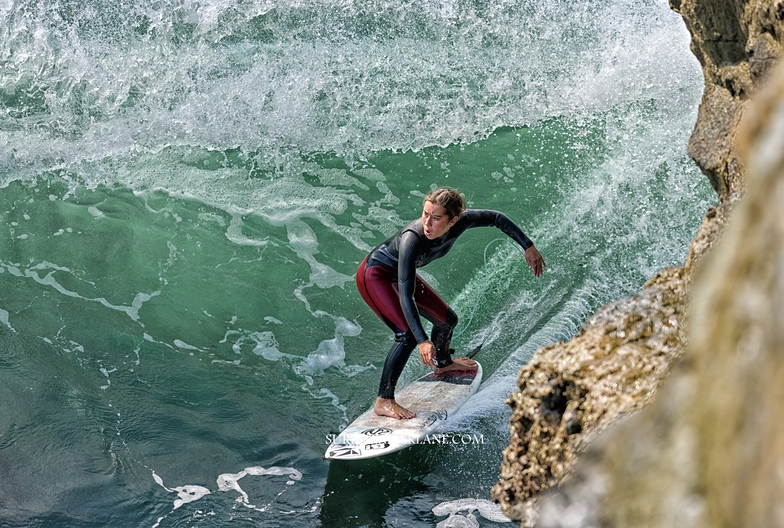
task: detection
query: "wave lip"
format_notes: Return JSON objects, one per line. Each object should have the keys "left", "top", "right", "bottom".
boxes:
{"left": 1, "top": 0, "right": 698, "bottom": 179}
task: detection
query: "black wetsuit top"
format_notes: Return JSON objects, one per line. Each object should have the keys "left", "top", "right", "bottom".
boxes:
{"left": 365, "top": 209, "right": 533, "bottom": 343}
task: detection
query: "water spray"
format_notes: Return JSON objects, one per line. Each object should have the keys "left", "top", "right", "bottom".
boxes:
{"left": 454, "top": 237, "right": 544, "bottom": 358}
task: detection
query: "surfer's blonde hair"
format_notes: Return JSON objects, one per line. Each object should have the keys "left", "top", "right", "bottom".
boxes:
{"left": 424, "top": 187, "right": 465, "bottom": 219}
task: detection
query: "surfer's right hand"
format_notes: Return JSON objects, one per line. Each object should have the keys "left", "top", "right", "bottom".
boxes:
{"left": 418, "top": 340, "right": 437, "bottom": 367}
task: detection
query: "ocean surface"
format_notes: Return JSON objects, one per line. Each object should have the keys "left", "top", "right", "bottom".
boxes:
{"left": 1, "top": 0, "right": 715, "bottom": 526}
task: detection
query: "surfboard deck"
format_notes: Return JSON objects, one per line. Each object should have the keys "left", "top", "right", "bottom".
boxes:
{"left": 325, "top": 362, "right": 482, "bottom": 460}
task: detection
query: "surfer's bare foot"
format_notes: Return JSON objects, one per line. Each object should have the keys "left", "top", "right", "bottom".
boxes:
{"left": 374, "top": 397, "right": 416, "bottom": 420}
{"left": 434, "top": 357, "right": 477, "bottom": 374}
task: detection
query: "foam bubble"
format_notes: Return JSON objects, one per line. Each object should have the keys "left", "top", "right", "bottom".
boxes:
{"left": 152, "top": 471, "right": 211, "bottom": 510}
{"left": 432, "top": 498, "right": 511, "bottom": 527}
{"left": 248, "top": 331, "right": 291, "bottom": 361}
{"left": 173, "top": 340, "right": 201, "bottom": 351}
{"left": 216, "top": 466, "right": 303, "bottom": 511}
{"left": 0, "top": 259, "right": 160, "bottom": 323}
{"left": 226, "top": 213, "right": 270, "bottom": 247}
{"left": 99, "top": 366, "right": 117, "bottom": 390}
{"left": 152, "top": 465, "right": 302, "bottom": 516}
{"left": 0, "top": 308, "right": 15, "bottom": 332}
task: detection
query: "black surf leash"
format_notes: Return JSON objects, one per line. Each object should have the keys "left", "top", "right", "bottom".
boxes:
{"left": 467, "top": 343, "right": 483, "bottom": 359}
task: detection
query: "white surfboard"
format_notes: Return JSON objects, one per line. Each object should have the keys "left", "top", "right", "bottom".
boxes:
{"left": 325, "top": 362, "right": 482, "bottom": 460}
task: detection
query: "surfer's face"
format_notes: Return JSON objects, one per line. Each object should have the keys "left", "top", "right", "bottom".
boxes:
{"left": 422, "top": 201, "right": 458, "bottom": 240}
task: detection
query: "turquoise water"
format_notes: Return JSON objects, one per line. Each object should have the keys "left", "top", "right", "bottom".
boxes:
{"left": 1, "top": 0, "right": 714, "bottom": 526}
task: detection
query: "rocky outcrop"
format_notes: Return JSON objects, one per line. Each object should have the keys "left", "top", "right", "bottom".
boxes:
{"left": 491, "top": 204, "right": 731, "bottom": 524}
{"left": 492, "top": 1, "right": 784, "bottom": 525}
{"left": 535, "top": 56, "right": 784, "bottom": 528}
{"left": 677, "top": 0, "right": 782, "bottom": 200}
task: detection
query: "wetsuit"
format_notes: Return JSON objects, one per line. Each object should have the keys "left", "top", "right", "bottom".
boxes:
{"left": 356, "top": 209, "right": 534, "bottom": 400}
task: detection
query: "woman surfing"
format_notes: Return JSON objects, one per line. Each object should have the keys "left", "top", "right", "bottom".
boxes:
{"left": 356, "top": 187, "right": 546, "bottom": 419}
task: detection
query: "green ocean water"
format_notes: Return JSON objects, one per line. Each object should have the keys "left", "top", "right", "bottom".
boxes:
{"left": 1, "top": 0, "right": 714, "bottom": 526}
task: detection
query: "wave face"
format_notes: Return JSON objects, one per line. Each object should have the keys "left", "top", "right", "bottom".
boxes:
{"left": 0, "top": 0, "right": 714, "bottom": 526}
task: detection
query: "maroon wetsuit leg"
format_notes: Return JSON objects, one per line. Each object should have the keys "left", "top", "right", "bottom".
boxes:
{"left": 356, "top": 257, "right": 452, "bottom": 332}
{"left": 356, "top": 258, "right": 456, "bottom": 398}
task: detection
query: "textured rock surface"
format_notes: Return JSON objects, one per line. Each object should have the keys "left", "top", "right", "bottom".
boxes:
{"left": 491, "top": 265, "right": 692, "bottom": 523}
{"left": 492, "top": 0, "right": 784, "bottom": 525}
{"left": 534, "top": 56, "right": 784, "bottom": 528}
{"left": 677, "top": 0, "right": 783, "bottom": 199}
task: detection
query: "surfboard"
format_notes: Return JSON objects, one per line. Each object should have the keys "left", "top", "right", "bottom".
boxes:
{"left": 325, "top": 362, "right": 482, "bottom": 460}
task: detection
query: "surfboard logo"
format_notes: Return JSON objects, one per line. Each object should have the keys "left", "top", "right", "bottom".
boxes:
{"left": 365, "top": 441, "right": 390, "bottom": 451}
{"left": 328, "top": 446, "right": 362, "bottom": 458}
{"left": 424, "top": 410, "right": 448, "bottom": 428}
{"left": 361, "top": 427, "right": 392, "bottom": 436}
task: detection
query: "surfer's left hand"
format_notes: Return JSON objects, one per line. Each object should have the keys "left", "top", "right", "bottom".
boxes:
{"left": 525, "top": 245, "right": 546, "bottom": 277}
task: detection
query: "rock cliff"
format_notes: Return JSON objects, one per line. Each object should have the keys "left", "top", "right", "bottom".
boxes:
{"left": 491, "top": 1, "right": 784, "bottom": 525}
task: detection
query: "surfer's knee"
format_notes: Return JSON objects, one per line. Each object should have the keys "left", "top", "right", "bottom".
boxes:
{"left": 445, "top": 308, "right": 458, "bottom": 330}
{"left": 432, "top": 309, "right": 457, "bottom": 333}
{"left": 394, "top": 330, "right": 417, "bottom": 349}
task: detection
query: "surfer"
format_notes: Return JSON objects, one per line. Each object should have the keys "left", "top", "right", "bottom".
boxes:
{"left": 356, "top": 187, "right": 545, "bottom": 419}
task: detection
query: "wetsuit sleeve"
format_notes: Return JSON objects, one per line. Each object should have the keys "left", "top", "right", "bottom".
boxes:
{"left": 397, "top": 230, "right": 429, "bottom": 344}
{"left": 464, "top": 209, "right": 534, "bottom": 250}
